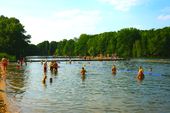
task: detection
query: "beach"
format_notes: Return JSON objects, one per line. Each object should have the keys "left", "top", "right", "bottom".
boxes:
{"left": 0, "top": 78, "right": 9, "bottom": 113}
{"left": 0, "top": 62, "right": 11, "bottom": 113}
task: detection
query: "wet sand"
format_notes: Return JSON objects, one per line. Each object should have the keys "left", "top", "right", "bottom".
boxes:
{"left": 0, "top": 63, "right": 20, "bottom": 113}
{"left": 0, "top": 63, "right": 11, "bottom": 113}
{"left": 0, "top": 78, "right": 9, "bottom": 113}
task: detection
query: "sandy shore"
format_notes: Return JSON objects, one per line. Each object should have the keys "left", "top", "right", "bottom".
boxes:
{"left": 0, "top": 78, "right": 10, "bottom": 113}
{"left": 0, "top": 63, "right": 12, "bottom": 113}
{"left": 0, "top": 63, "right": 20, "bottom": 113}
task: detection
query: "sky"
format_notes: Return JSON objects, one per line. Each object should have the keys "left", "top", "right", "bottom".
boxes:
{"left": 0, "top": 0, "right": 170, "bottom": 44}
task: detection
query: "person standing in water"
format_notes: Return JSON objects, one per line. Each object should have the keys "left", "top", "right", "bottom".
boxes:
{"left": 137, "top": 66, "right": 144, "bottom": 80}
{"left": 1, "top": 56, "right": 8, "bottom": 72}
{"left": 0, "top": 56, "right": 8, "bottom": 80}
{"left": 81, "top": 67, "right": 86, "bottom": 75}
{"left": 81, "top": 67, "right": 86, "bottom": 81}
{"left": 43, "top": 61, "right": 47, "bottom": 73}
{"left": 50, "top": 61, "right": 54, "bottom": 71}
{"left": 112, "top": 65, "right": 117, "bottom": 74}
{"left": 42, "top": 73, "right": 47, "bottom": 84}
{"left": 53, "top": 61, "right": 58, "bottom": 72}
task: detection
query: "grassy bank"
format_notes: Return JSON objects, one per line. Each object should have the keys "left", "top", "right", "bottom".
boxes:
{"left": 0, "top": 53, "right": 16, "bottom": 61}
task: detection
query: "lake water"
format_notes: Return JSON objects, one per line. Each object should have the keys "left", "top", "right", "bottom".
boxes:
{"left": 2, "top": 59, "right": 170, "bottom": 113}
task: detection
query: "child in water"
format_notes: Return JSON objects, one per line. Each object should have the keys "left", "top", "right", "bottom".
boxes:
{"left": 137, "top": 66, "right": 144, "bottom": 80}
{"left": 81, "top": 67, "right": 86, "bottom": 75}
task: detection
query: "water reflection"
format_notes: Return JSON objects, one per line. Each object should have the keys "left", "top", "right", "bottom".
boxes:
{"left": 7, "top": 65, "right": 27, "bottom": 94}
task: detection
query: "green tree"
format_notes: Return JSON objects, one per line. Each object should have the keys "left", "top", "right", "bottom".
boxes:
{"left": 63, "top": 39, "right": 75, "bottom": 56}
{"left": 116, "top": 28, "right": 140, "bottom": 57}
{"left": 0, "top": 15, "right": 31, "bottom": 58}
{"left": 37, "top": 41, "right": 49, "bottom": 55}
{"left": 132, "top": 40, "right": 142, "bottom": 57}
{"left": 75, "top": 34, "right": 90, "bottom": 56}
{"left": 87, "top": 35, "right": 98, "bottom": 56}
{"left": 49, "top": 41, "right": 58, "bottom": 55}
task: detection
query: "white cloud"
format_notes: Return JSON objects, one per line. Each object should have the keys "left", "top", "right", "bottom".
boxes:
{"left": 157, "top": 15, "right": 170, "bottom": 21}
{"left": 21, "top": 9, "right": 102, "bottom": 44}
{"left": 157, "top": 7, "right": 170, "bottom": 21}
{"left": 99, "top": 0, "right": 140, "bottom": 11}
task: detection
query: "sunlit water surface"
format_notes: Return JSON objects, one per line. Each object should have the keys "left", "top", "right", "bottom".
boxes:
{"left": 3, "top": 59, "right": 170, "bottom": 113}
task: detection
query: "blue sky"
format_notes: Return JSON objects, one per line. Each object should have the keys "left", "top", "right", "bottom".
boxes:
{"left": 0, "top": 0, "right": 170, "bottom": 44}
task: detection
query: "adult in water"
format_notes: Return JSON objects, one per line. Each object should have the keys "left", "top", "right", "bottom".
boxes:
{"left": 81, "top": 67, "right": 86, "bottom": 81}
{"left": 1, "top": 56, "right": 8, "bottom": 72}
{"left": 112, "top": 65, "right": 117, "bottom": 74}
{"left": 53, "top": 61, "right": 58, "bottom": 72}
{"left": 81, "top": 67, "right": 86, "bottom": 75}
{"left": 137, "top": 66, "right": 144, "bottom": 80}
{"left": 43, "top": 61, "right": 47, "bottom": 73}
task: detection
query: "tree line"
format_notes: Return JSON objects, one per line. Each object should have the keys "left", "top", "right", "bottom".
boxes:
{"left": 36, "top": 27, "right": 170, "bottom": 58}
{"left": 0, "top": 15, "right": 170, "bottom": 60}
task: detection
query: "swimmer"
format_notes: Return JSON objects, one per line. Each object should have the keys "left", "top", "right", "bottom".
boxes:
{"left": 43, "top": 61, "right": 47, "bottom": 73}
{"left": 137, "top": 66, "right": 144, "bottom": 80}
{"left": 50, "top": 61, "right": 54, "bottom": 71}
{"left": 81, "top": 67, "right": 86, "bottom": 75}
{"left": 112, "top": 65, "right": 116, "bottom": 74}
{"left": 1, "top": 56, "right": 8, "bottom": 72}
{"left": 53, "top": 61, "right": 58, "bottom": 72}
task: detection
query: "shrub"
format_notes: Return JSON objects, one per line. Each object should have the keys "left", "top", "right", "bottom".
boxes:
{"left": 0, "top": 53, "right": 16, "bottom": 61}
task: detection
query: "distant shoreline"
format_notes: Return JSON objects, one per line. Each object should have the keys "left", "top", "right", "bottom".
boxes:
{"left": 25, "top": 56, "right": 126, "bottom": 62}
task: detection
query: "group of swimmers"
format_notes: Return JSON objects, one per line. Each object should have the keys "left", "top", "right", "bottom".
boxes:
{"left": 81, "top": 64, "right": 145, "bottom": 80}
{"left": 42, "top": 60, "right": 59, "bottom": 84}
{"left": 112, "top": 65, "right": 145, "bottom": 80}
{"left": 42, "top": 60, "right": 59, "bottom": 73}
{"left": 0, "top": 56, "right": 146, "bottom": 83}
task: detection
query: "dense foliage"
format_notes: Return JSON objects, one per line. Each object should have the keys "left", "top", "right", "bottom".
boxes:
{"left": 0, "top": 15, "right": 31, "bottom": 59}
{"left": 37, "top": 27, "right": 170, "bottom": 58}
{"left": 0, "top": 15, "right": 170, "bottom": 58}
